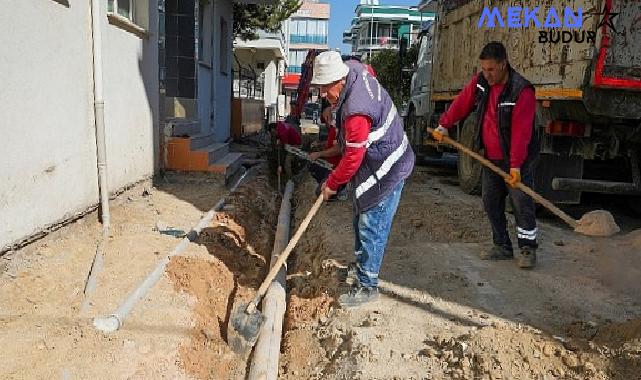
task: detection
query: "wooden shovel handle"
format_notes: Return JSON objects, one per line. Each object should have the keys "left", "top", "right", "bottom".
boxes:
{"left": 427, "top": 128, "right": 578, "bottom": 229}
{"left": 247, "top": 194, "right": 324, "bottom": 313}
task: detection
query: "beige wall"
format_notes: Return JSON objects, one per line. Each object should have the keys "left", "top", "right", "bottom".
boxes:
{"left": 294, "top": 1, "right": 330, "bottom": 19}
{"left": 0, "top": 0, "right": 159, "bottom": 251}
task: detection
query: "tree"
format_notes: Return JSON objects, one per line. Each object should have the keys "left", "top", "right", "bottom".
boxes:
{"left": 367, "top": 43, "right": 419, "bottom": 108}
{"left": 233, "top": 1, "right": 301, "bottom": 40}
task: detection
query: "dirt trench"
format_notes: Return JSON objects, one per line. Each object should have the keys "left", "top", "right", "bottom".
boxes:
{"left": 165, "top": 170, "right": 282, "bottom": 379}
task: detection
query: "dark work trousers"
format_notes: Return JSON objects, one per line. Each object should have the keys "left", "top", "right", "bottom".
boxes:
{"left": 308, "top": 163, "right": 332, "bottom": 185}
{"left": 482, "top": 160, "right": 538, "bottom": 251}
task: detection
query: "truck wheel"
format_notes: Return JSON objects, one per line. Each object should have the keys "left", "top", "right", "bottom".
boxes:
{"left": 405, "top": 108, "right": 418, "bottom": 146}
{"left": 458, "top": 115, "right": 482, "bottom": 195}
{"left": 407, "top": 108, "right": 442, "bottom": 161}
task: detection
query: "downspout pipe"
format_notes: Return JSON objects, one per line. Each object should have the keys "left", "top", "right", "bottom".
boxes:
{"left": 90, "top": 0, "right": 110, "bottom": 231}
{"left": 82, "top": 0, "right": 109, "bottom": 312}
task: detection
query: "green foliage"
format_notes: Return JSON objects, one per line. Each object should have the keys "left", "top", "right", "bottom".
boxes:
{"left": 367, "top": 43, "right": 419, "bottom": 108}
{"left": 233, "top": 0, "right": 301, "bottom": 40}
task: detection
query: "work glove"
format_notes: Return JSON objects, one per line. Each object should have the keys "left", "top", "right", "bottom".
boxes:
{"left": 432, "top": 125, "right": 448, "bottom": 142}
{"left": 506, "top": 168, "right": 521, "bottom": 188}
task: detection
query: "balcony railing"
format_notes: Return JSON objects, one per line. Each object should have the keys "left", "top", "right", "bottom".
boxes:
{"left": 258, "top": 29, "right": 286, "bottom": 42}
{"left": 289, "top": 34, "right": 328, "bottom": 45}
{"left": 358, "top": 37, "right": 400, "bottom": 49}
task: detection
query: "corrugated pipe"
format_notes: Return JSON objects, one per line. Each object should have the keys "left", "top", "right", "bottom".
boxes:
{"left": 93, "top": 168, "right": 252, "bottom": 332}
{"left": 248, "top": 180, "right": 294, "bottom": 380}
{"left": 82, "top": 0, "right": 109, "bottom": 312}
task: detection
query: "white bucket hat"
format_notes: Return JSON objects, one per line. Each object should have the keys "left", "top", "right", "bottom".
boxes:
{"left": 311, "top": 51, "right": 350, "bottom": 85}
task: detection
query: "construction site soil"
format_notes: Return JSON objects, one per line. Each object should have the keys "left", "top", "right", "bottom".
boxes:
{"left": 280, "top": 165, "right": 641, "bottom": 380}
{"left": 1, "top": 160, "right": 640, "bottom": 380}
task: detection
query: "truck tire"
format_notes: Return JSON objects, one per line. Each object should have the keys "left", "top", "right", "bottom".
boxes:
{"left": 458, "top": 115, "right": 482, "bottom": 195}
{"left": 405, "top": 108, "right": 419, "bottom": 146}
{"left": 406, "top": 108, "right": 442, "bottom": 161}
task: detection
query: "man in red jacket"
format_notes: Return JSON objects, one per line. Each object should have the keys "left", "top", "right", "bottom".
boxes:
{"left": 268, "top": 120, "right": 302, "bottom": 188}
{"left": 432, "top": 42, "right": 540, "bottom": 269}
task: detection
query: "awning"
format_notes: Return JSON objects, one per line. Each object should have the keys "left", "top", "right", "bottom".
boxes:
{"left": 283, "top": 74, "right": 301, "bottom": 89}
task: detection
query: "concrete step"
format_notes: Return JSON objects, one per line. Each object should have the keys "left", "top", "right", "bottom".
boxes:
{"left": 195, "top": 143, "right": 229, "bottom": 165}
{"left": 166, "top": 119, "right": 200, "bottom": 137}
{"left": 210, "top": 152, "right": 244, "bottom": 178}
{"left": 189, "top": 131, "right": 216, "bottom": 150}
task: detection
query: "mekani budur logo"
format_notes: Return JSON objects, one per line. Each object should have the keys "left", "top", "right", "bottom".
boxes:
{"left": 477, "top": 6, "right": 618, "bottom": 44}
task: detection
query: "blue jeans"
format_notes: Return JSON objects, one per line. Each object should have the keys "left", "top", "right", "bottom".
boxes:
{"left": 353, "top": 180, "right": 405, "bottom": 288}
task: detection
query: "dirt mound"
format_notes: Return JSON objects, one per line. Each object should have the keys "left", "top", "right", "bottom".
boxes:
{"left": 623, "top": 229, "right": 641, "bottom": 248}
{"left": 421, "top": 326, "right": 595, "bottom": 379}
{"left": 575, "top": 210, "right": 621, "bottom": 237}
{"left": 167, "top": 257, "right": 240, "bottom": 379}
{"left": 166, "top": 172, "right": 280, "bottom": 380}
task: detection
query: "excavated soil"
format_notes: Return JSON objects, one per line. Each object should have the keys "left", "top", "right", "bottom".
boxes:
{"left": 0, "top": 169, "right": 283, "bottom": 380}
{"left": 165, "top": 170, "right": 280, "bottom": 379}
{"left": 0, "top": 174, "right": 228, "bottom": 379}
{"left": 279, "top": 165, "right": 641, "bottom": 380}
{"left": 575, "top": 210, "right": 621, "bottom": 237}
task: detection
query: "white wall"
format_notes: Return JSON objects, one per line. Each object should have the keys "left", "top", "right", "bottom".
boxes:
{"left": 0, "top": 0, "right": 159, "bottom": 251}
{"left": 212, "top": 0, "right": 234, "bottom": 142}
{"left": 103, "top": 1, "right": 159, "bottom": 190}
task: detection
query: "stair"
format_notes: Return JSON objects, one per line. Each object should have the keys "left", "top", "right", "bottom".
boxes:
{"left": 165, "top": 136, "right": 242, "bottom": 178}
{"left": 189, "top": 132, "right": 216, "bottom": 150}
{"left": 209, "top": 152, "right": 244, "bottom": 178}
{"left": 165, "top": 119, "right": 200, "bottom": 137}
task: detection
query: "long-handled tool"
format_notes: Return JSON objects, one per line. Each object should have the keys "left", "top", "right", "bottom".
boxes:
{"left": 228, "top": 194, "right": 324, "bottom": 353}
{"left": 427, "top": 127, "right": 620, "bottom": 237}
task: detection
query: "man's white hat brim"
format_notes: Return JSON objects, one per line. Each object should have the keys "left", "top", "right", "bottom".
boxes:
{"left": 311, "top": 63, "right": 350, "bottom": 85}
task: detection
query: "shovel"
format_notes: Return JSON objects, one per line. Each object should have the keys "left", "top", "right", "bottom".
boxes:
{"left": 427, "top": 127, "right": 620, "bottom": 237}
{"left": 228, "top": 194, "right": 324, "bottom": 353}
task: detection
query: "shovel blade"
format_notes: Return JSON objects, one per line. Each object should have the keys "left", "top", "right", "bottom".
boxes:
{"left": 227, "top": 302, "right": 264, "bottom": 354}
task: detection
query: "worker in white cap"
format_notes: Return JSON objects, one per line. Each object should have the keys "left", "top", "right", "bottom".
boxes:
{"left": 311, "top": 51, "right": 415, "bottom": 307}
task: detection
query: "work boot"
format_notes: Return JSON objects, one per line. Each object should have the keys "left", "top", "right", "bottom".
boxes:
{"left": 338, "top": 285, "right": 379, "bottom": 308}
{"left": 479, "top": 245, "right": 514, "bottom": 260}
{"left": 517, "top": 248, "right": 537, "bottom": 269}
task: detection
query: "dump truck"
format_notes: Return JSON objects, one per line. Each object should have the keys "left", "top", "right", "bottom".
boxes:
{"left": 405, "top": 0, "right": 641, "bottom": 206}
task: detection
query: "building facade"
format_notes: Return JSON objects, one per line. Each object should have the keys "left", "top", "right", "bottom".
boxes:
{"left": 343, "top": 0, "right": 435, "bottom": 61}
{"left": 283, "top": 0, "right": 330, "bottom": 109}
{"left": 233, "top": 28, "right": 288, "bottom": 129}
{"left": 0, "top": 0, "right": 276, "bottom": 252}
{"left": 0, "top": 0, "right": 160, "bottom": 252}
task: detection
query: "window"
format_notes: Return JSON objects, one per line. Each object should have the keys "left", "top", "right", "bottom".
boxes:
{"left": 220, "top": 17, "right": 229, "bottom": 74}
{"left": 307, "top": 20, "right": 317, "bottom": 37}
{"left": 108, "top": 0, "right": 133, "bottom": 21}
{"left": 297, "top": 20, "right": 307, "bottom": 37}
{"left": 107, "top": 0, "right": 149, "bottom": 36}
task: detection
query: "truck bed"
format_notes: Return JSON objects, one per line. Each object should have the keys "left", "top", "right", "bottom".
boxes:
{"left": 432, "top": 0, "right": 605, "bottom": 98}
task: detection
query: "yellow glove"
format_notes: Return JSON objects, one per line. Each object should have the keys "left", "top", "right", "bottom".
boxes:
{"left": 432, "top": 125, "right": 448, "bottom": 142}
{"left": 506, "top": 168, "right": 521, "bottom": 188}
